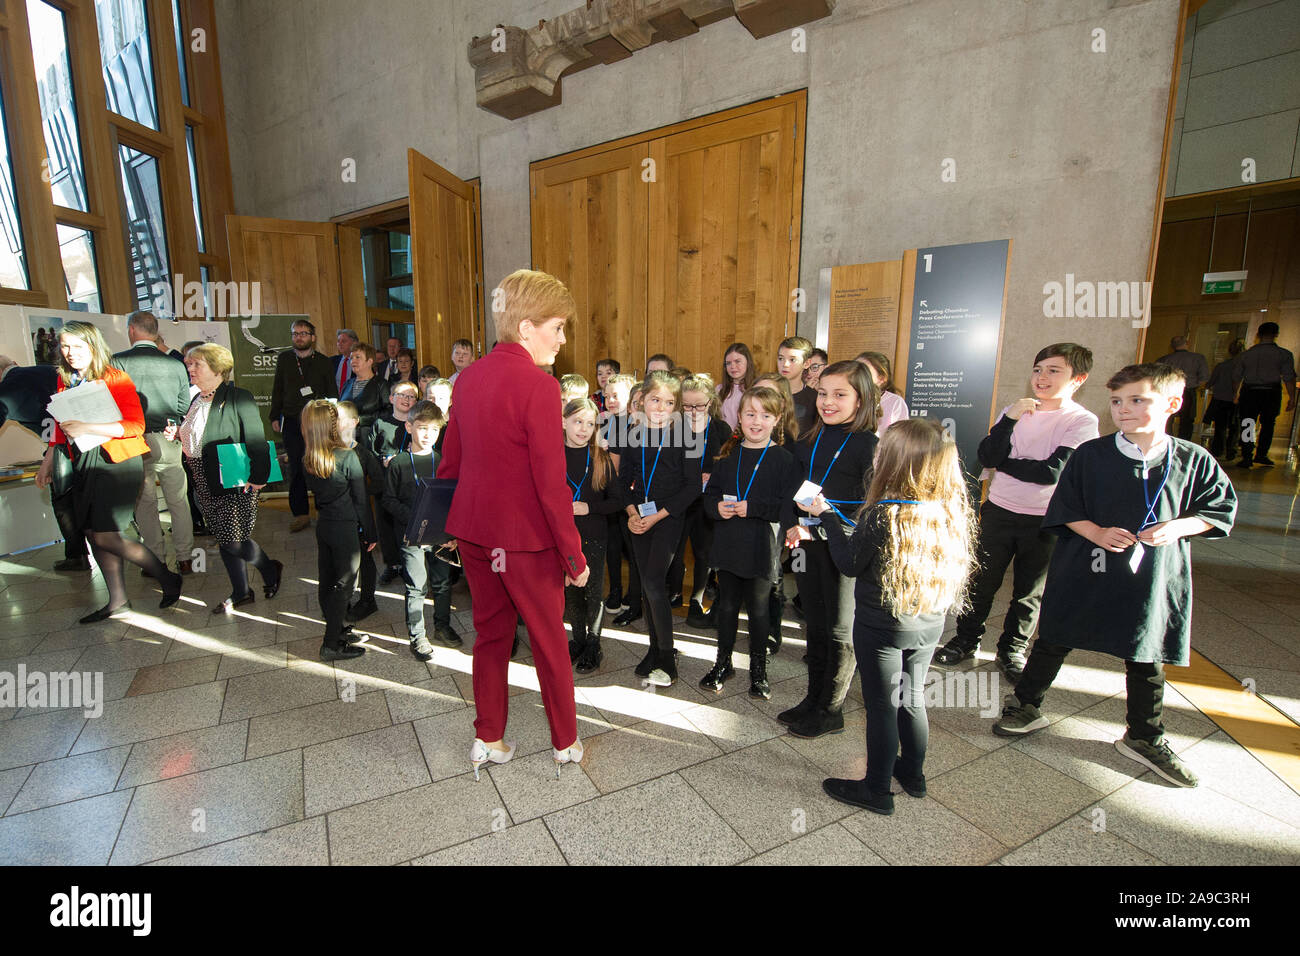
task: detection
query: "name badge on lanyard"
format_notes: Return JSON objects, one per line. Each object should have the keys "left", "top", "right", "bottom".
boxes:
{"left": 638, "top": 501, "right": 658, "bottom": 517}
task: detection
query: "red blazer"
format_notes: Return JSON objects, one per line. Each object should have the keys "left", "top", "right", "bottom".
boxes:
{"left": 50, "top": 366, "right": 149, "bottom": 463}
{"left": 437, "top": 343, "right": 586, "bottom": 577}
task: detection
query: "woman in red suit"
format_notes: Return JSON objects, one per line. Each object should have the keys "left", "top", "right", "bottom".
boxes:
{"left": 35, "top": 321, "right": 182, "bottom": 622}
{"left": 437, "top": 270, "right": 590, "bottom": 778}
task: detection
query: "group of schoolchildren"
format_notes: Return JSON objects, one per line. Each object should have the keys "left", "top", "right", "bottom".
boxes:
{"left": 298, "top": 379, "right": 459, "bottom": 663}
{"left": 295, "top": 332, "right": 1238, "bottom": 815}
{"left": 556, "top": 338, "right": 1237, "bottom": 814}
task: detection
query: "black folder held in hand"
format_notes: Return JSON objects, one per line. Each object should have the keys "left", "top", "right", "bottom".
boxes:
{"left": 405, "top": 478, "right": 457, "bottom": 547}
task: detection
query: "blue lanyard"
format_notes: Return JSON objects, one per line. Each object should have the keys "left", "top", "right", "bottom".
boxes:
{"left": 736, "top": 441, "right": 771, "bottom": 500}
{"left": 1140, "top": 460, "right": 1170, "bottom": 531}
{"left": 878, "top": 499, "right": 920, "bottom": 505}
{"left": 809, "top": 429, "right": 852, "bottom": 487}
{"left": 567, "top": 447, "right": 590, "bottom": 502}
{"left": 407, "top": 450, "right": 432, "bottom": 486}
{"left": 641, "top": 434, "right": 664, "bottom": 503}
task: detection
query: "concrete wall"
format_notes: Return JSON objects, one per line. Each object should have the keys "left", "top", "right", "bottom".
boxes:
{"left": 216, "top": 0, "right": 1182, "bottom": 420}
{"left": 1168, "top": 0, "right": 1300, "bottom": 197}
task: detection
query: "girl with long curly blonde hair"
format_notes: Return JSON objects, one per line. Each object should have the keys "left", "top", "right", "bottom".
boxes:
{"left": 805, "top": 418, "right": 977, "bottom": 816}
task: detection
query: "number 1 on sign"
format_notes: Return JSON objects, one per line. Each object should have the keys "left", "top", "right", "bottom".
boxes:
{"left": 923, "top": 254, "right": 933, "bottom": 272}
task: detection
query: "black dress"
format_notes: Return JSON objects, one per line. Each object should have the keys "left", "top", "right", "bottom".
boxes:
{"left": 71, "top": 446, "right": 144, "bottom": 533}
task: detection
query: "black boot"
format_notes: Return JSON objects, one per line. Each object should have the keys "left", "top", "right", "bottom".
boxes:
{"left": 576, "top": 604, "right": 604, "bottom": 673}
{"left": 788, "top": 707, "right": 845, "bottom": 738}
{"left": 749, "top": 637, "right": 771, "bottom": 700}
{"left": 699, "top": 655, "right": 734, "bottom": 693}
{"left": 686, "top": 600, "right": 712, "bottom": 629}
{"left": 778, "top": 647, "right": 823, "bottom": 726}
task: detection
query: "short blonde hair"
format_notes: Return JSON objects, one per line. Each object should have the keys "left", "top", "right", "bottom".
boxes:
{"left": 493, "top": 269, "right": 576, "bottom": 343}
{"left": 189, "top": 343, "right": 234, "bottom": 382}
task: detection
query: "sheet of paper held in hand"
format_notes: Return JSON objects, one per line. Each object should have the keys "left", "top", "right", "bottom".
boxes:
{"left": 46, "top": 381, "right": 123, "bottom": 452}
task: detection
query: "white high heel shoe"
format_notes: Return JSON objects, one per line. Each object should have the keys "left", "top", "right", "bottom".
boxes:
{"left": 469, "top": 738, "right": 516, "bottom": 780}
{"left": 553, "top": 738, "right": 584, "bottom": 779}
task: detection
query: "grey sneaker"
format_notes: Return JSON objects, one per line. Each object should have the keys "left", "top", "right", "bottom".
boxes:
{"left": 1115, "top": 734, "right": 1199, "bottom": 788}
{"left": 991, "top": 695, "right": 1049, "bottom": 737}
{"left": 644, "top": 668, "right": 675, "bottom": 687}
{"left": 410, "top": 635, "right": 435, "bottom": 662}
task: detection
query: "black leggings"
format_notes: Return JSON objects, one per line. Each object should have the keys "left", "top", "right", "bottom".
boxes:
{"left": 630, "top": 515, "right": 683, "bottom": 661}
{"left": 714, "top": 569, "right": 770, "bottom": 659}
{"left": 88, "top": 530, "right": 176, "bottom": 610}
{"left": 795, "top": 538, "right": 857, "bottom": 712}
{"left": 565, "top": 537, "right": 607, "bottom": 645}
{"left": 605, "top": 513, "right": 625, "bottom": 603}
{"left": 218, "top": 539, "right": 275, "bottom": 600}
{"left": 856, "top": 628, "right": 940, "bottom": 793}
{"left": 668, "top": 498, "right": 713, "bottom": 604}
{"left": 316, "top": 519, "right": 362, "bottom": 644}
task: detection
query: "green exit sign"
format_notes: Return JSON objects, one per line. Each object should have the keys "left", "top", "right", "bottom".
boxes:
{"left": 1203, "top": 279, "right": 1242, "bottom": 294}
{"left": 1202, "top": 271, "right": 1247, "bottom": 295}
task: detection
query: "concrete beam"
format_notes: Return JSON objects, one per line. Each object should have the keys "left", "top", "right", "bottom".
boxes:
{"left": 467, "top": 0, "right": 834, "bottom": 120}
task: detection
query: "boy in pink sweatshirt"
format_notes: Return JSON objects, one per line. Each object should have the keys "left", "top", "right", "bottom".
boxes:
{"left": 933, "top": 343, "right": 1099, "bottom": 682}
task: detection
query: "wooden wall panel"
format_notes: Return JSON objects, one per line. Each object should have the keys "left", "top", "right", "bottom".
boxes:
{"left": 650, "top": 98, "right": 799, "bottom": 378}
{"left": 225, "top": 215, "right": 344, "bottom": 344}
{"left": 531, "top": 143, "right": 649, "bottom": 378}
{"left": 407, "top": 148, "right": 481, "bottom": 371}
{"left": 531, "top": 90, "right": 805, "bottom": 384}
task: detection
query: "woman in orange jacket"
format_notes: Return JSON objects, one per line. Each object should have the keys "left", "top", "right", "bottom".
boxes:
{"left": 35, "top": 321, "right": 182, "bottom": 623}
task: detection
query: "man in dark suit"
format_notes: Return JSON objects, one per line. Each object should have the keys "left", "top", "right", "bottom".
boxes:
{"left": 332, "top": 328, "right": 358, "bottom": 397}
{"left": 437, "top": 269, "right": 589, "bottom": 762}
{"left": 113, "top": 311, "right": 196, "bottom": 573}
{"left": 376, "top": 336, "right": 403, "bottom": 384}
{"left": 0, "top": 358, "right": 89, "bottom": 571}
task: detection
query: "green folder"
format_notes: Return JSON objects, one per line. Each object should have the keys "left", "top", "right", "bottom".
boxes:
{"left": 217, "top": 443, "right": 283, "bottom": 488}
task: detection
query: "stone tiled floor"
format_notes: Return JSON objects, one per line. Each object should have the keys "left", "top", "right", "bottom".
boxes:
{"left": 1, "top": 476, "right": 1299, "bottom": 866}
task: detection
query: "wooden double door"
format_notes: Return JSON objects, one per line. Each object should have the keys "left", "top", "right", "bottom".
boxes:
{"left": 531, "top": 91, "right": 807, "bottom": 380}
{"left": 226, "top": 149, "right": 483, "bottom": 365}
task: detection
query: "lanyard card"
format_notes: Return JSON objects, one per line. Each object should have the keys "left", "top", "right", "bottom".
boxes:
{"left": 299, "top": 386, "right": 313, "bottom": 397}
{"left": 1128, "top": 542, "right": 1145, "bottom": 573}
{"left": 799, "top": 516, "right": 821, "bottom": 527}
{"left": 722, "top": 494, "right": 738, "bottom": 502}
{"left": 794, "top": 480, "right": 822, "bottom": 506}
{"left": 638, "top": 500, "right": 658, "bottom": 518}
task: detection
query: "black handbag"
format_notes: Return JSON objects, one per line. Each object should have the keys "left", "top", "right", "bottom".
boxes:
{"left": 50, "top": 443, "right": 75, "bottom": 498}
{"left": 404, "top": 478, "right": 457, "bottom": 547}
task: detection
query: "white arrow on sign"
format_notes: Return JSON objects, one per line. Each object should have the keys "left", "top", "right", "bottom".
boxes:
{"left": 919, "top": 300, "right": 928, "bottom": 307}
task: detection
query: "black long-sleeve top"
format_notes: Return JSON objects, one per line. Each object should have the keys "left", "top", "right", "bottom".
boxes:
{"left": 369, "top": 413, "right": 411, "bottom": 461}
{"left": 270, "top": 349, "right": 337, "bottom": 420}
{"left": 304, "top": 448, "right": 376, "bottom": 543}
{"left": 689, "top": 415, "right": 730, "bottom": 478}
{"left": 977, "top": 414, "right": 1072, "bottom": 486}
{"left": 790, "top": 423, "right": 878, "bottom": 535}
{"left": 344, "top": 375, "right": 390, "bottom": 427}
{"left": 704, "top": 441, "right": 801, "bottom": 579}
{"left": 566, "top": 444, "right": 624, "bottom": 540}
{"left": 354, "top": 426, "right": 385, "bottom": 497}
{"left": 822, "top": 506, "right": 946, "bottom": 647}
{"left": 616, "top": 422, "right": 702, "bottom": 518}
{"left": 383, "top": 448, "right": 440, "bottom": 534}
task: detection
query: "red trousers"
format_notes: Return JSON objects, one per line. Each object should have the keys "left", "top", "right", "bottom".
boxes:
{"left": 460, "top": 541, "right": 578, "bottom": 750}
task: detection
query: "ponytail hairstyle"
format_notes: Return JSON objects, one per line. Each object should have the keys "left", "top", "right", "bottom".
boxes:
{"left": 720, "top": 342, "right": 757, "bottom": 396}
{"left": 804, "top": 359, "right": 880, "bottom": 444}
{"left": 563, "top": 397, "right": 613, "bottom": 491}
{"left": 861, "top": 419, "right": 976, "bottom": 617}
{"left": 719, "top": 385, "right": 788, "bottom": 457}
{"left": 857, "top": 351, "right": 899, "bottom": 395}
{"left": 753, "top": 374, "right": 799, "bottom": 444}
{"left": 301, "top": 399, "right": 345, "bottom": 479}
